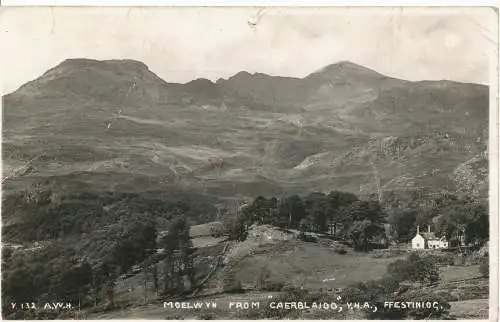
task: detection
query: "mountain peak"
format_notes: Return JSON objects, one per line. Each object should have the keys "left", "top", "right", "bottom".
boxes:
{"left": 11, "top": 58, "right": 167, "bottom": 104}
{"left": 306, "top": 61, "right": 384, "bottom": 80}
{"left": 227, "top": 71, "right": 253, "bottom": 81}
{"left": 181, "top": 78, "right": 223, "bottom": 99}
{"left": 186, "top": 78, "right": 215, "bottom": 86}
{"left": 35, "top": 58, "right": 153, "bottom": 84}
{"left": 226, "top": 71, "right": 275, "bottom": 80}
{"left": 53, "top": 58, "right": 150, "bottom": 72}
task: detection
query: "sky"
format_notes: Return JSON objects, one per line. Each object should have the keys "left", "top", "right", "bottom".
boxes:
{"left": 0, "top": 6, "right": 497, "bottom": 94}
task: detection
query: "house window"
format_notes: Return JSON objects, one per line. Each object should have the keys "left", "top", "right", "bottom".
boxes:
{"left": 416, "top": 243, "right": 420, "bottom": 247}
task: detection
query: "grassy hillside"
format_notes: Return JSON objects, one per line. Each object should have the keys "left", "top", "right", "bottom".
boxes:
{"left": 80, "top": 225, "right": 488, "bottom": 320}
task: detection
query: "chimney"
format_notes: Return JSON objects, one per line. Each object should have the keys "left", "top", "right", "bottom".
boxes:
{"left": 417, "top": 225, "right": 420, "bottom": 234}
{"left": 428, "top": 225, "right": 431, "bottom": 233}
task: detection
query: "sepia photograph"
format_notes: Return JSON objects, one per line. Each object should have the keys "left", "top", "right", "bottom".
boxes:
{"left": 0, "top": 5, "right": 497, "bottom": 320}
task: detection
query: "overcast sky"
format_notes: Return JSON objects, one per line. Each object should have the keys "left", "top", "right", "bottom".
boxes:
{"left": 0, "top": 6, "right": 497, "bottom": 94}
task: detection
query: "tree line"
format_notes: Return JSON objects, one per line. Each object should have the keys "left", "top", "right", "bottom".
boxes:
{"left": 1, "top": 183, "right": 215, "bottom": 318}
{"left": 224, "top": 189, "right": 488, "bottom": 251}
{"left": 2, "top": 215, "right": 199, "bottom": 318}
{"left": 223, "top": 191, "right": 386, "bottom": 251}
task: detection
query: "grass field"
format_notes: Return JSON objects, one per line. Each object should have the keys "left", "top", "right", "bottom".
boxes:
{"left": 438, "top": 264, "right": 489, "bottom": 319}
{"left": 232, "top": 239, "right": 403, "bottom": 290}
{"left": 87, "top": 225, "right": 489, "bottom": 320}
{"left": 440, "top": 264, "right": 483, "bottom": 282}
{"left": 449, "top": 299, "right": 489, "bottom": 319}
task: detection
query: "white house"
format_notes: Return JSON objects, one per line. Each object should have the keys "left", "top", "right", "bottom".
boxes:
{"left": 411, "top": 225, "right": 449, "bottom": 250}
{"left": 428, "top": 237, "right": 449, "bottom": 249}
{"left": 411, "top": 227, "right": 426, "bottom": 249}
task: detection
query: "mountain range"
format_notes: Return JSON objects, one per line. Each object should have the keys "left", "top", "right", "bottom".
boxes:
{"left": 2, "top": 58, "right": 489, "bottom": 203}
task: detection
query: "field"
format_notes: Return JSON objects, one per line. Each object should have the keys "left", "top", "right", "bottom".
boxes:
{"left": 231, "top": 240, "right": 401, "bottom": 290}
{"left": 87, "top": 225, "right": 406, "bottom": 319}
{"left": 86, "top": 224, "right": 490, "bottom": 320}
{"left": 449, "top": 299, "right": 490, "bottom": 319}
{"left": 439, "top": 265, "right": 489, "bottom": 319}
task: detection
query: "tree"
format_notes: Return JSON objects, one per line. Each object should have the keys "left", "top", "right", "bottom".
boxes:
{"left": 387, "top": 209, "right": 417, "bottom": 243}
{"left": 275, "top": 198, "right": 291, "bottom": 228}
{"left": 347, "top": 220, "right": 383, "bottom": 251}
{"left": 152, "top": 264, "right": 159, "bottom": 295}
{"left": 2, "top": 247, "right": 14, "bottom": 263}
{"left": 288, "top": 195, "right": 307, "bottom": 227}
{"left": 299, "top": 218, "right": 310, "bottom": 238}
{"left": 369, "top": 289, "right": 451, "bottom": 320}
{"left": 387, "top": 253, "right": 440, "bottom": 285}
{"left": 304, "top": 192, "right": 329, "bottom": 232}
{"left": 326, "top": 191, "right": 359, "bottom": 237}
{"left": 160, "top": 216, "right": 195, "bottom": 295}
{"left": 2, "top": 265, "right": 34, "bottom": 303}
{"left": 222, "top": 212, "right": 248, "bottom": 242}
{"left": 23, "top": 181, "right": 53, "bottom": 206}
{"left": 248, "top": 196, "right": 273, "bottom": 224}
{"left": 255, "top": 266, "right": 271, "bottom": 290}
{"left": 56, "top": 261, "right": 93, "bottom": 302}
{"left": 414, "top": 207, "right": 434, "bottom": 229}
{"left": 479, "top": 256, "right": 489, "bottom": 278}
{"left": 209, "top": 221, "right": 225, "bottom": 237}
{"left": 343, "top": 201, "right": 385, "bottom": 251}
{"left": 346, "top": 277, "right": 403, "bottom": 320}
{"left": 464, "top": 201, "right": 488, "bottom": 245}
{"left": 344, "top": 249, "right": 448, "bottom": 320}
{"left": 102, "top": 280, "right": 115, "bottom": 308}
{"left": 276, "top": 195, "right": 306, "bottom": 228}
{"left": 392, "top": 291, "right": 451, "bottom": 319}
{"left": 2, "top": 244, "right": 95, "bottom": 308}
{"left": 434, "top": 199, "right": 488, "bottom": 247}
{"left": 111, "top": 219, "right": 157, "bottom": 274}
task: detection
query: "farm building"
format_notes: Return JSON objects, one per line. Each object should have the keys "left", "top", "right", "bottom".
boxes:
{"left": 411, "top": 225, "right": 449, "bottom": 250}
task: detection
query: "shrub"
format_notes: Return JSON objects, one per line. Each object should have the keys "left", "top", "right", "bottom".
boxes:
{"left": 223, "top": 214, "right": 248, "bottom": 241}
{"left": 479, "top": 257, "right": 489, "bottom": 278}
{"left": 209, "top": 225, "right": 224, "bottom": 238}
{"left": 260, "top": 280, "right": 285, "bottom": 291}
{"left": 393, "top": 291, "right": 451, "bottom": 319}
{"left": 298, "top": 234, "right": 318, "bottom": 243}
{"left": 427, "top": 253, "right": 454, "bottom": 266}
{"left": 435, "top": 290, "right": 459, "bottom": 302}
{"left": 281, "top": 283, "right": 299, "bottom": 293}
{"left": 334, "top": 246, "right": 348, "bottom": 255}
{"left": 223, "top": 279, "right": 244, "bottom": 293}
{"left": 2, "top": 247, "right": 14, "bottom": 263}
{"left": 342, "top": 276, "right": 400, "bottom": 304}
{"left": 387, "top": 253, "right": 440, "bottom": 285}
{"left": 198, "top": 313, "right": 214, "bottom": 320}
{"left": 453, "top": 254, "right": 466, "bottom": 266}
{"left": 360, "top": 282, "right": 451, "bottom": 320}
{"left": 255, "top": 266, "right": 285, "bottom": 291}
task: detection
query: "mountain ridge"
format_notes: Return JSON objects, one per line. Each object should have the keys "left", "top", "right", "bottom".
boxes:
{"left": 2, "top": 58, "right": 489, "bottom": 201}
{"left": 6, "top": 58, "right": 488, "bottom": 96}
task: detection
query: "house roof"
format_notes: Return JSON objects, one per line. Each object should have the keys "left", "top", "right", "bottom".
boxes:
{"left": 421, "top": 232, "right": 438, "bottom": 240}
{"left": 415, "top": 232, "right": 447, "bottom": 241}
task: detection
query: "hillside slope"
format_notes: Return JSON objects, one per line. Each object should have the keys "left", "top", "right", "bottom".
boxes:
{"left": 2, "top": 58, "right": 489, "bottom": 200}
